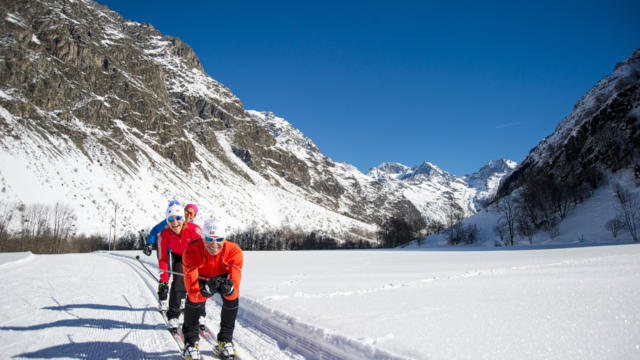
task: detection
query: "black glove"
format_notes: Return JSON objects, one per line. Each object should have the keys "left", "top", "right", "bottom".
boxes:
{"left": 157, "top": 281, "right": 169, "bottom": 300}
{"left": 200, "top": 277, "right": 222, "bottom": 298}
{"left": 142, "top": 244, "right": 153, "bottom": 256}
{"left": 219, "top": 278, "right": 235, "bottom": 297}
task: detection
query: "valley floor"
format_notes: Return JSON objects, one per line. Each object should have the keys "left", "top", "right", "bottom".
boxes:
{"left": 0, "top": 244, "right": 639, "bottom": 359}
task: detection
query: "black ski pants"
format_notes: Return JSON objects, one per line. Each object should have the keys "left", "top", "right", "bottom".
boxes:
{"left": 166, "top": 253, "right": 186, "bottom": 320}
{"left": 183, "top": 293, "right": 239, "bottom": 345}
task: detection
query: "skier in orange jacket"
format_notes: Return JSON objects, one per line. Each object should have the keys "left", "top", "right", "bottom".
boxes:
{"left": 182, "top": 215, "right": 243, "bottom": 360}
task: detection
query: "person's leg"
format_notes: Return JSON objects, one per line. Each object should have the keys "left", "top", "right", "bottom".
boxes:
{"left": 217, "top": 297, "right": 239, "bottom": 342}
{"left": 167, "top": 255, "right": 186, "bottom": 319}
{"left": 183, "top": 298, "right": 205, "bottom": 346}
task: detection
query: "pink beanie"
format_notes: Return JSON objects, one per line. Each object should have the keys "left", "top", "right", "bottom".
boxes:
{"left": 185, "top": 203, "right": 198, "bottom": 216}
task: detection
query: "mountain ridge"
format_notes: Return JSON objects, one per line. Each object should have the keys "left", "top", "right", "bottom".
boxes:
{"left": 0, "top": 0, "right": 513, "bottom": 240}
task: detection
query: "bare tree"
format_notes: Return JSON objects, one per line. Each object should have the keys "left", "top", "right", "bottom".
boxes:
{"left": 444, "top": 193, "right": 464, "bottom": 245}
{"left": 51, "top": 202, "right": 77, "bottom": 253}
{"left": 494, "top": 194, "right": 517, "bottom": 246}
{"left": 605, "top": 218, "right": 625, "bottom": 238}
{"left": 493, "top": 223, "right": 506, "bottom": 246}
{"left": 613, "top": 183, "right": 639, "bottom": 242}
{"left": 21, "top": 204, "right": 52, "bottom": 253}
{"left": 549, "top": 181, "right": 571, "bottom": 220}
{"left": 0, "top": 203, "right": 14, "bottom": 251}
{"left": 516, "top": 212, "right": 535, "bottom": 244}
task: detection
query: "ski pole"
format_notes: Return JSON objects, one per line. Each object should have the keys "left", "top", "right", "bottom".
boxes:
{"left": 135, "top": 255, "right": 206, "bottom": 280}
{"left": 136, "top": 255, "right": 159, "bottom": 281}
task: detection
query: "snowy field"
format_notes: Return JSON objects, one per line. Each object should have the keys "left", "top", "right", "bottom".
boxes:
{"left": 1, "top": 245, "right": 639, "bottom": 360}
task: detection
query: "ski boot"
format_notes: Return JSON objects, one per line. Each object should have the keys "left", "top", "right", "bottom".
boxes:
{"left": 168, "top": 317, "right": 179, "bottom": 333}
{"left": 183, "top": 341, "right": 200, "bottom": 360}
{"left": 218, "top": 341, "right": 236, "bottom": 359}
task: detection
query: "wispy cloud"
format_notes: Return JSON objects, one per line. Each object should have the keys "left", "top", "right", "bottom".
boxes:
{"left": 495, "top": 122, "right": 522, "bottom": 129}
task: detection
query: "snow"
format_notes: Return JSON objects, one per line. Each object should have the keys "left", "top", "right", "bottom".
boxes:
{"left": 5, "top": 13, "right": 27, "bottom": 28}
{"left": 1, "top": 245, "right": 639, "bottom": 360}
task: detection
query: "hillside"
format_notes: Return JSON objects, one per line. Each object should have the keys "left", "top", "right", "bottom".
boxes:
{"left": 0, "top": 0, "right": 419, "bottom": 239}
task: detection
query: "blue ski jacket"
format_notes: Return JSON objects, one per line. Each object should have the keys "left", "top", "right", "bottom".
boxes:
{"left": 145, "top": 219, "right": 167, "bottom": 245}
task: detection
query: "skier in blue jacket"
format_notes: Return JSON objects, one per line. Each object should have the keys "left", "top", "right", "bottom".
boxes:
{"left": 142, "top": 202, "right": 198, "bottom": 257}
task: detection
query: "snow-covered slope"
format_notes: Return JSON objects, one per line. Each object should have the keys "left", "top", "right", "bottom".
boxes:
{"left": 410, "top": 168, "right": 640, "bottom": 248}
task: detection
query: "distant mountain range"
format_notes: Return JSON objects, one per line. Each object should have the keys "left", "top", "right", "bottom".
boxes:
{"left": 247, "top": 110, "right": 518, "bottom": 227}
{"left": 368, "top": 159, "right": 516, "bottom": 225}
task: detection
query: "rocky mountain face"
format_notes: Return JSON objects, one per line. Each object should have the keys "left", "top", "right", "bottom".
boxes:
{"left": 368, "top": 159, "right": 517, "bottom": 226}
{"left": 498, "top": 47, "right": 640, "bottom": 197}
{"left": 0, "top": 0, "right": 428, "bottom": 238}
{"left": 246, "top": 111, "right": 423, "bottom": 225}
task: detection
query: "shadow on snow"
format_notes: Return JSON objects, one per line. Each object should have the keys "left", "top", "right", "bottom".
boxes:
{"left": 43, "top": 303, "right": 157, "bottom": 312}
{"left": 0, "top": 318, "right": 164, "bottom": 331}
{"left": 13, "top": 341, "right": 180, "bottom": 359}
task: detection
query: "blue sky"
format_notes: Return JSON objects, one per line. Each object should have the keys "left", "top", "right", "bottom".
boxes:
{"left": 98, "top": 0, "right": 639, "bottom": 176}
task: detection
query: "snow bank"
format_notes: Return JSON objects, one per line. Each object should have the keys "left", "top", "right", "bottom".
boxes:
{"left": 0, "top": 251, "right": 33, "bottom": 267}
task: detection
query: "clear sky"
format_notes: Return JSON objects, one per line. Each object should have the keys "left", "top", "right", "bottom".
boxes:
{"left": 97, "top": 0, "right": 639, "bottom": 176}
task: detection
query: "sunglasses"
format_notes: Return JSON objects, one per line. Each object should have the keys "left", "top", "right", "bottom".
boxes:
{"left": 167, "top": 216, "right": 184, "bottom": 222}
{"left": 204, "top": 236, "right": 224, "bottom": 243}
{"left": 185, "top": 209, "right": 196, "bottom": 216}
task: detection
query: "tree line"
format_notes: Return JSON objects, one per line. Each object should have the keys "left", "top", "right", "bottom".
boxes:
{"left": 0, "top": 202, "right": 109, "bottom": 253}
{"left": 230, "top": 226, "right": 377, "bottom": 250}
{"left": 0, "top": 201, "right": 431, "bottom": 253}
{"left": 492, "top": 170, "right": 639, "bottom": 245}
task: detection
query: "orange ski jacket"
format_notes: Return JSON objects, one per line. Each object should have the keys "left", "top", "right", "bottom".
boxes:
{"left": 182, "top": 240, "right": 243, "bottom": 303}
{"left": 158, "top": 222, "right": 202, "bottom": 283}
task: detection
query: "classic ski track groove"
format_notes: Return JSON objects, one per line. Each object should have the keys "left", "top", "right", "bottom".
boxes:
{"left": 104, "top": 253, "right": 216, "bottom": 359}
{"left": 108, "top": 252, "right": 408, "bottom": 360}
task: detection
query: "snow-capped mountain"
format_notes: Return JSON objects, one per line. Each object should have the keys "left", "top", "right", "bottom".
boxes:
{"left": 368, "top": 159, "right": 517, "bottom": 226}
{"left": 462, "top": 158, "right": 518, "bottom": 207}
{"left": 499, "top": 47, "right": 640, "bottom": 196}
{"left": 0, "top": 0, "right": 426, "bottom": 240}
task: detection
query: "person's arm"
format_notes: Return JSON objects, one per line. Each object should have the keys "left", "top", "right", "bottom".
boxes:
{"left": 183, "top": 245, "right": 209, "bottom": 303}
{"left": 146, "top": 220, "right": 167, "bottom": 245}
{"left": 223, "top": 246, "right": 243, "bottom": 301}
{"left": 158, "top": 232, "right": 170, "bottom": 283}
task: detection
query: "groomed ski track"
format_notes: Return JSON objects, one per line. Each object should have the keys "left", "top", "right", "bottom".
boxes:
{"left": 0, "top": 251, "right": 404, "bottom": 360}
{"left": 112, "top": 252, "right": 407, "bottom": 360}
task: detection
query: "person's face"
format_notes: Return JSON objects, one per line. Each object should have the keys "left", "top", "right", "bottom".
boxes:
{"left": 203, "top": 237, "right": 224, "bottom": 255}
{"left": 185, "top": 209, "right": 196, "bottom": 223}
{"left": 167, "top": 215, "right": 185, "bottom": 234}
